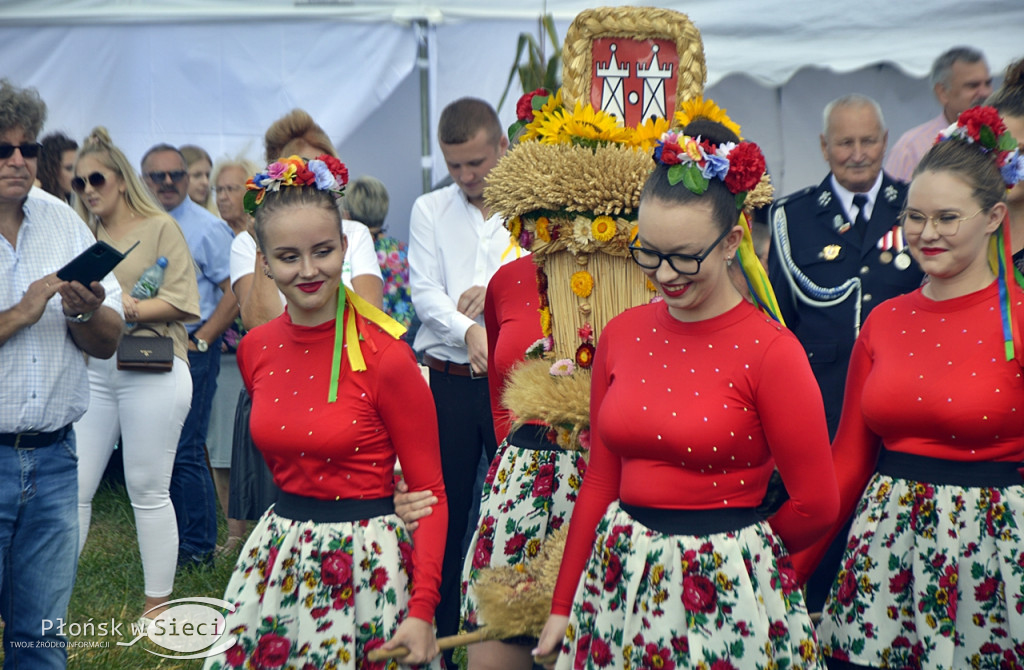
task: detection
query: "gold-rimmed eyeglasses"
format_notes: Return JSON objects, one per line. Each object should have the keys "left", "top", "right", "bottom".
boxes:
{"left": 900, "top": 207, "right": 986, "bottom": 237}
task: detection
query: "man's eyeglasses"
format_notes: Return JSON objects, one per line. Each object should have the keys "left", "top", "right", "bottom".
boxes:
{"left": 145, "top": 170, "right": 187, "bottom": 184}
{"left": 900, "top": 207, "right": 985, "bottom": 237}
{"left": 214, "top": 184, "right": 245, "bottom": 195}
{"left": 0, "top": 143, "right": 42, "bottom": 160}
{"left": 71, "top": 172, "right": 108, "bottom": 194}
{"left": 628, "top": 226, "right": 732, "bottom": 275}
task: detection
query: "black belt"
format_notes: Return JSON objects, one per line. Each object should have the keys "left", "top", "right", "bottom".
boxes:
{"left": 619, "top": 502, "right": 762, "bottom": 536}
{"left": 508, "top": 425, "right": 561, "bottom": 452}
{"left": 0, "top": 424, "right": 72, "bottom": 449}
{"left": 877, "top": 448, "right": 1024, "bottom": 488}
{"left": 423, "top": 353, "right": 485, "bottom": 379}
{"left": 273, "top": 492, "right": 394, "bottom": 523}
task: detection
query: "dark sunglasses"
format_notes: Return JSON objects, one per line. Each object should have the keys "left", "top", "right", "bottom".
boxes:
{"left": 71, "top": 172, "right": 108, "bottom": 193}
{"left": 0, "top": 143, "right": 42, "bottom": 159}
{"left": 145, "top": 170, "right": 187, "bottom": 184}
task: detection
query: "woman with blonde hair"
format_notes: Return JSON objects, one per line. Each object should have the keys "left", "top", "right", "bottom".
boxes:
{"left": 73, "top": 127, "right": 200, "bottom": 623}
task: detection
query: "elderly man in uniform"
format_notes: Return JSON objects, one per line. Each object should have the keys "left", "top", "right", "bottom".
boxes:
{"left": 768, "top": 94, "right": 925, "bottom": 611}
{"left": 0, "top": 78, "right": 123, "bottom": 668}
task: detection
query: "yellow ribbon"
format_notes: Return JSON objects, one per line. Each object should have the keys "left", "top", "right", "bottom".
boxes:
{"left": 329, "top": 287, "right": 408, "bottom": 402}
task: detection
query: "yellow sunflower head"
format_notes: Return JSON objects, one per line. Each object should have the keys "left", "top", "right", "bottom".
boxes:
{"left": 522, "top": 89, "right": 566, "bottom": 144}
{"left": 629, "top": 116, "right": 671, "bottom": 153}
{"left": 674, "top": 97, "right": 742, "bottom": 139}
{"left": 564, "top": 101, "right": 631, "bottom": 148}
{"left": 539, "top": 306, "right": 552, "bottom": 336}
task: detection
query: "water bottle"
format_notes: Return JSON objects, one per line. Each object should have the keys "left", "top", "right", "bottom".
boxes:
{"left": 130, "top": 257, "right": 167, "bottom": 299}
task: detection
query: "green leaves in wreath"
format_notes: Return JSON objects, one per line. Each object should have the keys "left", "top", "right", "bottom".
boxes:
{"left": 667, "top": 163, "right": 708, "bottom": 194}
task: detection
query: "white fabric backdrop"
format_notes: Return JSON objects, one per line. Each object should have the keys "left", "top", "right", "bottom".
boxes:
{"left": 1, "top": 1, "right": 1020, "bottom": 242}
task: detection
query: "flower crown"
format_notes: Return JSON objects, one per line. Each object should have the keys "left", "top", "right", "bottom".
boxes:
{"left": 936, "top": 106, "right": 1024, "bottom": 188}
{"left": 653, "top": 132, "right": 767, "bottom": 209}
{"left": 244, "top": 154, "right": 349, "bottom": 214}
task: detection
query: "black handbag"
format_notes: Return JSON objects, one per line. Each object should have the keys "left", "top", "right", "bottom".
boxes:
{"left": 116, "top": 325, "right": 174, "bottom": 372}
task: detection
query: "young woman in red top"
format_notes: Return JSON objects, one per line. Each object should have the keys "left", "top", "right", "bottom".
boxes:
{"left": 534, "top": 120, "right": 839, "bottom": 669}
{"left": 204, "top": 156, "right": 447, "bottom": 669}
{"left": 790, "top": 108, "right": 1024, "bottom": 669}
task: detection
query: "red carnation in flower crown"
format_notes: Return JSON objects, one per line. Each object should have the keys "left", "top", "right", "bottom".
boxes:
{"left": 723, "top": 141, "right": 765, "bottom": 195}
{"left": 957, "top": 106, "right": 1007, "bottom": 144}
{"left": 294, "top": 162, "right": 316, "bottom": 186}
{"left": 317, "top": 154, "right": 349, "bottom": 187}
{"left": 516, "top": 88, "right": 550, "bottom": 122}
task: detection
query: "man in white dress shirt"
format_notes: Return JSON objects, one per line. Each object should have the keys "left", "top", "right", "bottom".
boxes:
{"left": 408, "top": 97, "right": 511, "bottom": 659}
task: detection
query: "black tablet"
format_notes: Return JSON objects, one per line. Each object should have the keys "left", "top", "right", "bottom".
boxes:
{"left": 57, "top": 240, "right": 139, "bottom": 286}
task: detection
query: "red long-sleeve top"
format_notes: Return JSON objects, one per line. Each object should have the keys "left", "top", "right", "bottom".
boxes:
{"left": 790, "top": 283, "right": 1024, "bottom": 579}
{"left": 485, "top": 256, "right": 544, "bottom": 443}
{"left": 237, "top": 308, "right": 448, "bottom": 622}
{"left": 552, "top": 300, "right": 839, "bottom": 615}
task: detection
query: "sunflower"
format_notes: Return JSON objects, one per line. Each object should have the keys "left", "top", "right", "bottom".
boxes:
{"left": 629, "top": 116, "right": 671, "bottom": 152}
{"left": 539, "top": 306, "right": 552, "bottom": 336}
{"left": 563, "top": 101, "right": 631, "bottom": 147}
{"left": 535, "top": 107, "right": 572, "bottom": 145}
{"left": 675, "top": 97, "right": 742, "bottom": 138}
{"left": 521, "top": 89, "right": 564, "bottom": 143}
{"left": 591, "top": 215, "right": 616, "bottom": 242}
{"left": 570, "top": 270, "right": 594, "bottom": 298}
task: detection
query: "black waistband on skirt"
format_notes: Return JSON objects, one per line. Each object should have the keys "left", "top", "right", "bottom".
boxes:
{"left": 876, "top": 448, "right": 1024, "bottom": 488}
{"left": 619, "top": 502, "right": 762, "bottom": 536}
{"left": 274, "top": 492, "right": 395, "bottom": 523}
{"left": 508, "top": 424, "right": 561, "bottom": 452}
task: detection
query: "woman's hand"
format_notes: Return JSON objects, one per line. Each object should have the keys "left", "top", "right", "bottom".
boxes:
{"left": 122, "top": 294, "right": 139, "bottom": 322}
{"left": 393, "top": 478, "right": 436, "bottom": 532}
{"left": 533, "top": 614, "right": 569, "bottom": 669}
{"left": 380, "top": 617, "right": 439, "bottom": 665}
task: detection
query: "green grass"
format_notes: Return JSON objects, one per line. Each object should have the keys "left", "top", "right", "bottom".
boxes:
{"left": 2, "top": 482, "right": 239, "bottom": 669}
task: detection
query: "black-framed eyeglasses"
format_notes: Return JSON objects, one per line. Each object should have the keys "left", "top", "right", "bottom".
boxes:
{"left": 71, "top": 172, "right": 108, "bottom": 193}
{"left": 0, "top": 143, "right": 42, "bottom": 160}
{"left": 628, "top": 226, "right": 732, "bottom": 275}
{"left": 899, "top": 207, "right": 985, "bottom": 237}
{"left": 144, "top": 170, "right": 187, "bottom": 184}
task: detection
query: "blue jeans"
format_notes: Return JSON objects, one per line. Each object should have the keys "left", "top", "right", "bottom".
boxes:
{"left": 170, "top": 342, "right": 221, "bottom": 558}
{"left": 0, "top": 430, "right": 79, "bottom": 669}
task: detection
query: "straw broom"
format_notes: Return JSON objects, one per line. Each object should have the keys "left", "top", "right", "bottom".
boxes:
{"left": 366, "top": 528, "right": 568, "bottom": 664}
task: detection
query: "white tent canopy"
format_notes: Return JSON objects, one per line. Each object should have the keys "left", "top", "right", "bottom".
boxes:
{"left": 2, "top": 1, "right": 1021, "bottom": 240}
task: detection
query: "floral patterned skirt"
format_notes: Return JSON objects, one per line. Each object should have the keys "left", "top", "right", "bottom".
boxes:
{"left": 818, "top": 469, "right": 1024, "bottom": 669}
{"left": 460, "top": 432, "right": 588, "bottom": 631}
{"left": 203, "top": 506, "right": 442, "bottom": 670}
{"left": 556, "top": 502, "right": 825, "bottom": 670}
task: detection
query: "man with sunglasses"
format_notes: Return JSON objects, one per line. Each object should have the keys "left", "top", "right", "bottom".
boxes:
{"left": 141, "top": 144, "right": 237, "bottom": 571}
{"left": 767, "top": 94, "right": 924, "bottom": 613}
{"left": 0, "top": 79, "right": 124, "bottom": 669}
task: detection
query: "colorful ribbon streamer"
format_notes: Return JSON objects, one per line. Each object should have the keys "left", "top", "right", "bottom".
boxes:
{"left": 329, "top": 287, "right": 408, "bottom": 402}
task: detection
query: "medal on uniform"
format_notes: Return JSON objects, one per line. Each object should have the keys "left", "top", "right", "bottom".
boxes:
{"left": 884, "top": 184, "right": 899, "bottom": 204}
{"left": 833, "top": 214, "right": 851, "bottom": 234}
{"left": 821, "top": 244, "right": 841, "bottom": 261}
{"left": 877, "top": 225, "right": 910, "bottom": 270}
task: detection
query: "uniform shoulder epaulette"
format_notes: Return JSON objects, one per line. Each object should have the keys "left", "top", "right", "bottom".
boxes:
{"left": 773, "top": 185, "right": 816, "bottom": 208}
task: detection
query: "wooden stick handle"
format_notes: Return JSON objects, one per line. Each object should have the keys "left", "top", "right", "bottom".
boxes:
{"left": 365, "top": 628, "right": 491, "bottom": 662}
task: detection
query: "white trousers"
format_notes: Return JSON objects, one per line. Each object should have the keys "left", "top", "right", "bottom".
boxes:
{"left": 75, "top": 354, "right": 192, "bottom": 598}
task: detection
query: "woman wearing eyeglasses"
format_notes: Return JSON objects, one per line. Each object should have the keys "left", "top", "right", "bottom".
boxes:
{"left": 789, "top": 107, "right": 1024, "bottom": 669}
{"left": 72, "top": 127, "right": 200, "bottom": 624}
{"left": 534, "top": 119, "right": 838, "bottom": 669}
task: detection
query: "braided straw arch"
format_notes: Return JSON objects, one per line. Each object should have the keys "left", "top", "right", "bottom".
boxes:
{"left": 561, "top": 6, "right": 707, "bottom": 111}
